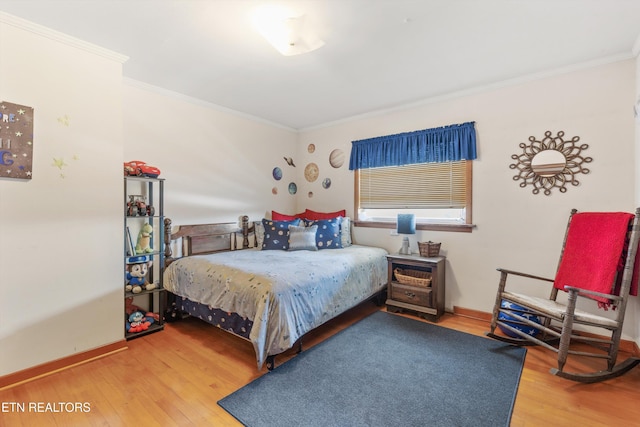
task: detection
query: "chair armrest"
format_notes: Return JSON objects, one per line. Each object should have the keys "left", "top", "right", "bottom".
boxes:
{"left": 564, "top": 286, "right": 623, "bottom": 302}
{"left": 497, "top": 268, "right": 555, "bottom": 283}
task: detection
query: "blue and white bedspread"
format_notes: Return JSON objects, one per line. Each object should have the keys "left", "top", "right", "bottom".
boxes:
{"left": 163, "top": 245, "right": 388, "bottom": 369}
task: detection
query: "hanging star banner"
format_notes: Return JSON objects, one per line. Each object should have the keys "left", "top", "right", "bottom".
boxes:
{"left": 0, "top": 101, "right": 34, "bottom": 180}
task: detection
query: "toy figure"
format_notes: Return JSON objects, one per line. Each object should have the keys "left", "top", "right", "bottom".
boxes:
{"left": 125, "top": 255, "right": 156, "bottom": 294}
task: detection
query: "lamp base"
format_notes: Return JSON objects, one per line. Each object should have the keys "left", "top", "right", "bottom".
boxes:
{"left": 398, "top": 237, "right": 411, "bottom": 255}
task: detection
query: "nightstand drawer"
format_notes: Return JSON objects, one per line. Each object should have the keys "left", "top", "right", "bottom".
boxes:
{"left": 390, "top": 283, "right": 432, "bottom": 307}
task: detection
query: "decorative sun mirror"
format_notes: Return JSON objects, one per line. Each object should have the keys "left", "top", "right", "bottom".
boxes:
{"left": 509, "top": 130, "right": 592, "bottom": 195}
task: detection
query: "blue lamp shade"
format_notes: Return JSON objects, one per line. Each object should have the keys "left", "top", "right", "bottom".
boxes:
{"left": 397, "top": 214, "right": 415, "bottom": 255}
{"left": 397, "top": 214, "right": 416, "bottom": 235}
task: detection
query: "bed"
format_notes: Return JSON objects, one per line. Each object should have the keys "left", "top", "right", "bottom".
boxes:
{"left": 162, "top": 215, "right": 388, "bottom": 370}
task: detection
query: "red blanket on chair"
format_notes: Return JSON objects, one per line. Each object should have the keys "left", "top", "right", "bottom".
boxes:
{"left": 553, "top": 212, "right": 637, "bottom": 308}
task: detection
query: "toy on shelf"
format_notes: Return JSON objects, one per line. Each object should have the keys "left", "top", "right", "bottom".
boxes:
{"left": 126, "top": 195, "right": 155, "bottom": 217}
{"left": 125, "top": 297, "right": 160, "bottom": 320}
{"left": 124, "top": 160, "right": 161, "bottom": 178}
{"left": 126, "top": 310, "right": 156, "bottom": 333}
{"left": 125, "top": 255, "right": 156, "bottom": 294}
{"left": 135, "top": 223, "right": 154, "bottom": 254}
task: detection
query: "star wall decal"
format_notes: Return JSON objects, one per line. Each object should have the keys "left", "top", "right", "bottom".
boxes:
{"left": 52, "top": 157, "right": 67, "bottom": 170}
{"left": 57, "top": 114, "right": 70, "bottom": 126}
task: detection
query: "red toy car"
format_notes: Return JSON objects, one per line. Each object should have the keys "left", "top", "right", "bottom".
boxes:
{"left": 124, "top": 161, "right": 161, "bottom": 178}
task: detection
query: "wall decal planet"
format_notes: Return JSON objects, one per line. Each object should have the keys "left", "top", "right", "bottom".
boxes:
{"left": 304, "top": 162, "right": 319, "bottom": 182}
{"left": 272, "top": 187, "right": 278, "bottom": 195}
{"left": 329, "top": 149, "right": 344, "bottom": 168}
{"left": 288, "top": 182, "right": 297, "bottom": 194}
{"left": 322, "top": 178, "right": 331, "bottom": 189}
{"left": 308, "top": 191, "right": 313, "bottom": 198}
{"left": 308, "top": 144, "right": 315, "bottom": 153}
{"left": 272, "top": 167, "right": 282, "bottom": 180}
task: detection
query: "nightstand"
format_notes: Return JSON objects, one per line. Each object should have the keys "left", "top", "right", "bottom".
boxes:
{"left": 386, "top": 253, "right": 446, "bottom": 322}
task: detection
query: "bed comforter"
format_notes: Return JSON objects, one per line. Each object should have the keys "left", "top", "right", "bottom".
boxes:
{"left": 163, "top": 245, "right": 388, "bottom": 369}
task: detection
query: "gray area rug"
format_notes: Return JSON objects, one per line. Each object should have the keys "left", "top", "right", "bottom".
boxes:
{"left": 218, "top": 311, "right": 526, "bottom": 427}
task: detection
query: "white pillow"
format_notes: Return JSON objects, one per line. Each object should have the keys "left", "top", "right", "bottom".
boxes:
{"left": 255, "top": 221, "right": 265, "bottom": 249}
{"left": 340, "top": 217, "right": 352, "bottom": 247}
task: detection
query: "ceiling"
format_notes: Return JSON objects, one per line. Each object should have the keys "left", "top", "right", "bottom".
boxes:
{"left": 1, "top": 0, "right": 640, "bottom": 130}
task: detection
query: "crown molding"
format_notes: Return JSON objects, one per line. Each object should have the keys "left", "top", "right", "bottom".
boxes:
{"left": 0, "top": 11, "right": 128, "bottom": 63}
{"left": 301, "top": 53, "right": 634, "bottom": 132}
{"left": 123, "top": 78, "right": 297, "bottom": 132}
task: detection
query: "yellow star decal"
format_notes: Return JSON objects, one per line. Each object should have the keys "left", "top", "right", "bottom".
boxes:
{"left": 52, "top": 157, "right": 67, "bottom": 170}
{"left": 57, "top": 115, "right": 70, "bottom": 126}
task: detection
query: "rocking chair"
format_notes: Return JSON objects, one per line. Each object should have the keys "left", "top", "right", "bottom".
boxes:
{"left": 486, "top": 208, "right": 640, "bottom": 383}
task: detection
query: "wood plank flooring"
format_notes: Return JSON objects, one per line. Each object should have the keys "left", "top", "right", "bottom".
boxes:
{"left": 1, "top": 301, "right": 639, "bottom": 426}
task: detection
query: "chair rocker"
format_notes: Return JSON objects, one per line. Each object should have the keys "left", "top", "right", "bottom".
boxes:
{"left": 486, "top": 208, "right": 640, "bottom": 383}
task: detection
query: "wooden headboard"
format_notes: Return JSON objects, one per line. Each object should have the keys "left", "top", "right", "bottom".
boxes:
{"left": 163, "top": 215, "right": 258, "bottom": 263}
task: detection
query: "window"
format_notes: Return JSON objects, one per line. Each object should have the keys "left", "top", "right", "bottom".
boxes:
{"left": 355, "top": 160, "right": 473, "bottom": 232}
{"left": 349, "top": 122, "right": 476, "bottom": 233}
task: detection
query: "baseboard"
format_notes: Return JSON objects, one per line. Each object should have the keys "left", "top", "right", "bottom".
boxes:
{"left": 452, "top": 306, "right": 493, "bottom": 322}
{"left": 452, "top": 305, "right": 640, "bottom": 356}
{"left": 0, "top": 340, "right": 127, "bottom": 390}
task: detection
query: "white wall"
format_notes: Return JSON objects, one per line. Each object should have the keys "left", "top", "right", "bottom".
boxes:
{"left": 298, "top": 60, "right": 638, "bottom": 339}
{"left": 123, "top": 82, "right": 299, "bottom": 228}
{"left": 0, "top": 16, "right": 125, "bottom": 375}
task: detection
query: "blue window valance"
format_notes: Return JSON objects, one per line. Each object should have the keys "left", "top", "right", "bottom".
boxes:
{"left": 348, "top": 121, "right": 477, "bottom": 170}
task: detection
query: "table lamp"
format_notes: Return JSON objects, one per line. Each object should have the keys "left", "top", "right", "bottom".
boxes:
{"left": 397, "top": 214, "right": 416, "bottom": 255}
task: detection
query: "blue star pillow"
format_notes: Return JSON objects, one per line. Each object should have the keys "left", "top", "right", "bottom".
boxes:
{"left": 304, "top": 217, "right": 343, "bottom": 249}
{"left": 262, "top": 218, "right": 301, "bottom": 250}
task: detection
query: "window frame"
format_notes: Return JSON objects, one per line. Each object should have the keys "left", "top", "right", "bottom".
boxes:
{"left": 353, "top": 160, "right": 474, "bottom": 233}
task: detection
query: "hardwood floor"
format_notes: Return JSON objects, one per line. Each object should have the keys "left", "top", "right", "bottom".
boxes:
{"left": 1, "top": 301, "right": 639, "bottom": 426}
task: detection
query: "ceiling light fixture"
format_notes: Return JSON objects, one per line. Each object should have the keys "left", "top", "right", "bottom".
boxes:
{"left": 252, "top": 5, "right": 324, "bottom": 56}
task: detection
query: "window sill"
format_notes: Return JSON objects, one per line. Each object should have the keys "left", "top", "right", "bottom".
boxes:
{"left": 353, "top": 220, "right": 474, "bottom": 233}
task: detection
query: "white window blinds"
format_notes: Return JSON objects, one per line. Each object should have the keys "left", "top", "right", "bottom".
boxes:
{"left": 358, "top": 161, "right": 468, "bottom": 209}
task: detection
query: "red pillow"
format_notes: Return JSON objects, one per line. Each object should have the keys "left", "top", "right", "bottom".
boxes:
{"left": 272, "top": 210, "right": 305, "bottom": 221}
{"left": 304, "top": 209, "right": 347, "bottom": 220}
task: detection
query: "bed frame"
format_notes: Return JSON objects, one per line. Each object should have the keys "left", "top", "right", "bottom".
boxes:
{"left": 161, "top": 215, "right": 386, "bottom": 370}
